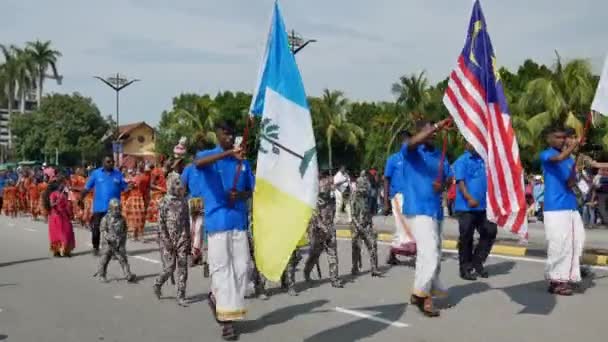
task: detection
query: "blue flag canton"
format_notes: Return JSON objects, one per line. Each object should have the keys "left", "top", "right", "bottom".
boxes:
{"left": 250, "top": 1, "right": 309, "bottom": 117}
{"left": 460, "top": 1, "right": 510, "bottom": 115}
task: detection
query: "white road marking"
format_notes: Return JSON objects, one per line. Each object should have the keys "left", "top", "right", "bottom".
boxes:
{"left": 0, "top": 308, "right": 3, "bottom": 312}
{"left": 133, "top": 255, "right": 161, "bottom": 264}
{"left": 113, "top": 295, "right": 123, "bottom": 300}
{"left": 334, "top": 307, "right": 409, "bottom": 328}
{"left": 337, "top": 238, "right": 608, "bottom": 271}
{"left": 8, "top": 223, "right": 15, "bottom": 227}
{"left": 23, "top": 228, "right": 37, "bottom": 232}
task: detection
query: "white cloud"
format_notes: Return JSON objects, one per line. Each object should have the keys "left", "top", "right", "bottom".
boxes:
{"left": 1, "top": 0, "right": 606, "bottom": 125}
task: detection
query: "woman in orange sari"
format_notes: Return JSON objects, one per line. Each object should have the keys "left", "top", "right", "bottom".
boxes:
{"left": 17, "top": 173, "right": 31, "bottom": 215}
{"left": 125, "top": 169, "right": 147, "bottom": 241}
{"left": 69, "top": 168, "right": 87, "bottom": 226}
{"left": 146, "top": 163, "right": 167, "bottom": 223}
{"left": 37, "top": 179, "right": 49, "bottom": 222}
{"left": 28, "top": 178, "right": 41, "bottom": 220}
{"left": 2, "top": 180, "right": 18, "bottom": 217}
{"left": 45, "top": 175, "right": 76, "bottom": 257}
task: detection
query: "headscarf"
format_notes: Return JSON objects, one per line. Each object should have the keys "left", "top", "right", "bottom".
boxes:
{"left": 108, "top": 198, "right": 122, "bottom": 218}
{"left": 165, "top": 172, "right": 183, "bottom": 199}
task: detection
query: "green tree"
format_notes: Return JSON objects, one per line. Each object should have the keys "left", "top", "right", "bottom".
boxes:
{"left": 26, "top": 40, "right": 62, "bottom": 109}
{"left": 519, "top": 53, "right": 595, "bottom": 141}
{"left": 311, "top": 89, "right": 364, "bottom": 170}
{"left": 10, "top": 93, "right": 109, "bottom": 165}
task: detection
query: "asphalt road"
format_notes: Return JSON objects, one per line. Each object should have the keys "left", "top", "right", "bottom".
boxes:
{"left": 337, "top": 215, "right": 608, "bottom": 251}
{"left": 1, "top": 216, "right": 607, "bottom": 342}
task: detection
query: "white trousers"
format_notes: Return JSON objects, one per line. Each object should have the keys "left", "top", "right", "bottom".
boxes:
{"left": 544, "top": 210, "right": 585, "bottom": 283}
{"left": 408, "top": 215, "right": 446, "bottom": 297}
{"left": 334, "top": 190, "right": 352, "bottom": 224}
{"left": 391, "top": 193, "right": 415, "bottom": 248}
{"left": 208, "top": 230, "right": 250, "bottom": 321}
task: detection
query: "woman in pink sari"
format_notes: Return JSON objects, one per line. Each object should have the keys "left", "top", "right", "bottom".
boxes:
{"left": 44, "top": 175, "right": 76, "bottom": 257}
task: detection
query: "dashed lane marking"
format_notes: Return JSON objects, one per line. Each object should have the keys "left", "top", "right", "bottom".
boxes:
{"left": 133, "top": 255, "right": 161, "bottom": 264}
{"left": 334, "top": 307, "right": 409, "bottom": 328}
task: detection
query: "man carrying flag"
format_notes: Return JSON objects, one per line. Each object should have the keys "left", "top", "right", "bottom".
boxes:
{"left": 249, "top": 0, "right": 319, "bottom": 288}
{"left": 443, "top": 1, "right": 528, "bottom": 244}
{"left": 194, "top": 120, "right": 253, "bottom": 340}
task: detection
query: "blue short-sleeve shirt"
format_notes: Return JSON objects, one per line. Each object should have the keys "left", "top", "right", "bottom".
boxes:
{"left": 453, "top": 151, "right": 487, "bottom": 212}
{"left": 384, "top": 152, "right": 406, "bottom": 199}
{"left": 181, "top": 164, "right": 206, "bottom": 199}
{"left": 85, "top": 168, "right": 128, "bottom": 213}
{"left": 540, "top": 148, "right": 577, "bottom": 211}
{"left": 196, "top": 146, "right": 255, "bottom": 233}
{"left": 400, "top": 143, "right": 452, "bottom": 220}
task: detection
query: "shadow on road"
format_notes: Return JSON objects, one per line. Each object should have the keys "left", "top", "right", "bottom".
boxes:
{"left": 240, "top": 299, "right": 329, "bottom": 335}
{"left": 0, "top": 257, "right": 49, "bottom": 268}
{"left": 485, "top": 261, "right": 516, "bottom": 276}
{"left": 303, "top": 303, "right": 407, "bottom": 342}
{"left": 0, "top": 334, "right": 7, "bottom": 341}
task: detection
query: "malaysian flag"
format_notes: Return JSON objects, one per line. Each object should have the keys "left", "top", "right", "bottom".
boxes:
{"left": 443, "top": 0, "right": 528, "bottom": 239}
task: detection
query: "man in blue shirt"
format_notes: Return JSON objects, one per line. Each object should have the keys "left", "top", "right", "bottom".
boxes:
{"left": 181, "top": 162, "right": 207, "bottom": 269}
{"left": 453, "top": 143, "right": 496, "bottom": 281}
{"left": 401, "top": 118, "right": 452, "bottom": 318}
{"left": 80, "top": 155, "right": 128, "bottom": 256}
{"left": 194, "top": 120, "right": 253, "bottom": 340}
{"left": 540, "top": 125, "right": 584, "bottom": 296}
{"left": 383, "top": 130, "right": 416, "bottom": 265}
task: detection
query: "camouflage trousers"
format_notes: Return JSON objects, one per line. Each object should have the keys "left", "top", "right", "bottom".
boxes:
{"left": 97, "top": 243, "right": 133, "bottom": 278}
{"left": 280, "top": 250, "right": 300, "bottom": 290}
{"left": 351, "top": 221, "right": 378, "bottom": 273}
{"left": 304, "top": 229, "right": 339, "bottom": 282}
{"left": 155, "top": 243, "right": 189, "bottom": 299}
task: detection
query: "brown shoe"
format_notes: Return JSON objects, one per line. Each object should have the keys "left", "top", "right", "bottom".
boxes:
{"left": 549, "top": 282, "right": 573, "bottom": 296}
{"left": 411, "top": 294, "right": 440, "bottom": 317}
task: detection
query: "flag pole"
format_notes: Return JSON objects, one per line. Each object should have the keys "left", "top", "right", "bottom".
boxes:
{"left": 230, "top": 116, "right": 254, "bottom": 206}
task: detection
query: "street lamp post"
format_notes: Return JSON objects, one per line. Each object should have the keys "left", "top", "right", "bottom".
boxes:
{"left": 94, "top": 73, "right": 140, "bottom": 138}
{"left": 288, "top": 30, "right": 317, "bottom": 55}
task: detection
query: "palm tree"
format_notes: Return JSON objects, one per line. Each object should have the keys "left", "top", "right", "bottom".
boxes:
{"left": 519, "top": 52, "right": 595, "bottom": 140}
{"left": 0, "top": 45, "right": 20, "bottom": 148}
{"left": 26, "top": 40, "right": 62, "bottom": 108}
{"left": 312, "top": 89, "right": 364, "bottom": 170}
{"left": 387, "top": 71, "right": 435, "bottom": 155}
{"left": 2, "top": 46, "right": 36, "bottom": 114}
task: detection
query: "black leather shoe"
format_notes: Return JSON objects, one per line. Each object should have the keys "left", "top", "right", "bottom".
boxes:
{"left": 475, "top": 266, "right": 489, "bottom": 278}
{"left": 460, "top": 269, "right": 477, "bottom": 281}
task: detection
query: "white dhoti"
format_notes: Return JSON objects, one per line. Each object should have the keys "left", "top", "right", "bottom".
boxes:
{"left": 544, "top": 210, "right": 585, "bottom": 283}
{"left": 390, "top": 193, "right": 415, "bottom": 248}
{"left": 208, "top": 230, "right": 250, "bottom": 321}
{"left": 409, "top": 215, "right": 446, "bottom": 298}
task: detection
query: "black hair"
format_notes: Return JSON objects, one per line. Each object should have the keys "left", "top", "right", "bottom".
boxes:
{"left": 42, "top": 179, "right": 60, "bottom": 211}
{"left": 215, "top": 119, "right": 236, "bottom": 133}
{"left": 103, "top": 154, "right": 114, "bottom": 161}
{"left": 543, "top": 124, "right": 566, "bottom": 137}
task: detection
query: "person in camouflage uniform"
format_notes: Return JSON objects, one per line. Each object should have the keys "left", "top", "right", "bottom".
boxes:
{"left": 303, "top": 171, "right": 343, "bottom": 288}
{"left": 96, "top": 198, "right": 136, "bottom": 283}
{"left": 153, "top": 172, "right": 191, "bottom": 307}
{"left": 350, "top": 170, "right": 380, "bottom": 277}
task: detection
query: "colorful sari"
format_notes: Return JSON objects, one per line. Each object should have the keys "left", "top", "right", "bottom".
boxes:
{"left": 69, "top": 175, "right": 86, "bottom": 223}
{"left": 2, "top": 186, "right": 18, "bottom": 217}
{"left": 48, "top": 191, "right": 76, "bottom": 256}
{"left": 146, "top": 170, "right": 166, "bottom": 223}
{"left": 17, "top": 178, "right": 29, "bottom": 214}
{"left": 82, "top": 190, "right": 94, "bottom": 227}
{"left": 125, "top": 184, "right": 146, "bottom": 240}
{"left": 37, "top": 182, "right": 48, "bottom": 220}
{"left": 28, "top": 183, "right": 40, "bottom": 220}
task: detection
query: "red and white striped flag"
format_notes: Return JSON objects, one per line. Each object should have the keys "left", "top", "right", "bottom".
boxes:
{"left": 443, "top": 0, "right": 528, "bottom": 239}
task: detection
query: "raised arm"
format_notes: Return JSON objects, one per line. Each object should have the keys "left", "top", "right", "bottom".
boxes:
{"left": 194, "top": 146, "right": 243, "bottom": 168}
{"left": 406, "top": 118, "right": 452, "bottom": 152}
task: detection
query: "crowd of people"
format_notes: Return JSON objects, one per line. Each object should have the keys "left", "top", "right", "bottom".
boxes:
{"left": 0, "top": 118, "right": 603, "bottom": 340}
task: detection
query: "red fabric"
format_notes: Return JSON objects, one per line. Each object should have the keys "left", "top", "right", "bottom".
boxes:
{"left": 48, "top": 191, "right": 75, "bottom": 254}
{"left": 2, "top": 186, "right": 18, "bottom": 216}
{"left": 136, "top": 173, "right": 151, "bottom": 203}
{"left": 447, "top": 183, "right": 457, "bottom": 200}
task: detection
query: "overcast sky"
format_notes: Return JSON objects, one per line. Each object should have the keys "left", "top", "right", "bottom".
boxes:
{"left": 1, "top": 0, "right": 606, "bottom": 125}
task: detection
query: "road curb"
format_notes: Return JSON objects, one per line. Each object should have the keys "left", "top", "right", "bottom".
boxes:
{"left": 336, "top": 229, "right": 608, "bottom": 265}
